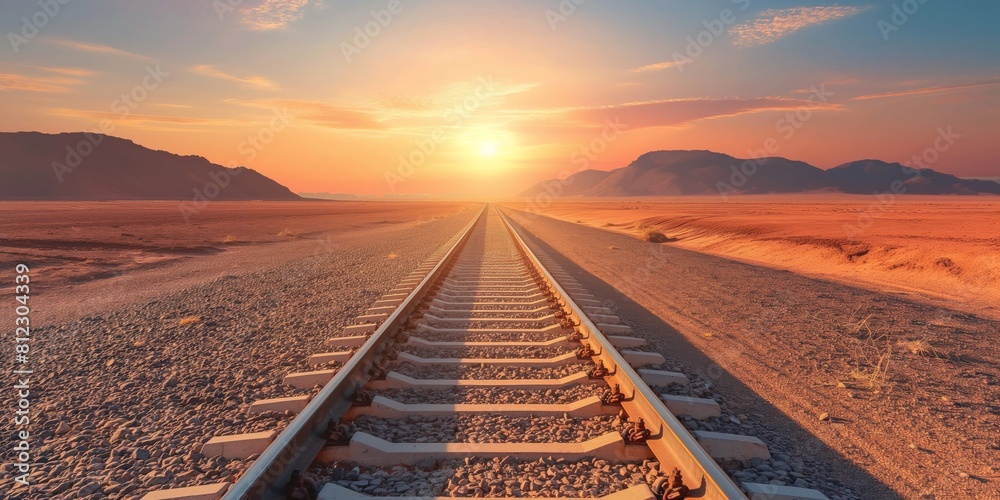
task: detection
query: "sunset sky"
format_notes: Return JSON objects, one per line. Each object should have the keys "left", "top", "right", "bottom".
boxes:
{"left": 1, "top": 0, "right": 998, "bottom": 195}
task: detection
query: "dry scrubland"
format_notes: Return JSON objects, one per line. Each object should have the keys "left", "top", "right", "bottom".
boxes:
{"left": 0, "top": 201, "right": 471, "bottom": 324}
{"left": 0, "top": 201, "right": 469, "bottom": 289}
{"left": 507, "top": 196, "right": 1000, "bottom": 320}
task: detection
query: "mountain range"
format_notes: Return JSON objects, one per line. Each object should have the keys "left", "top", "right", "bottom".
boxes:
{"left": 2, "top": 134, "right": 995, "bottom": 200}
{"left": 520, "top": 150, "right": 1000, "bottom": 198}
{"left": 0, "top": 132, "right": 300, "bottom": 200}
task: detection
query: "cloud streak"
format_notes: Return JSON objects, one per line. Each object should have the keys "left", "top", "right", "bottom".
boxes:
{"left": 630, "top": 61, "right": 682, "bottom": 73}
{"left": 517, "top": 96, "right": 842, "bottom": 131}
{"left": 242, "top": 0, "right": 318, "bottom": 30}
{"left": 49, "top": 39, "right": 151, "bottom": 59}
{"left": 730, "top": 6, "right": 869, "bottom": 48}
{"left": 39, "top": 67, "right": 96, "bottom": 77}
{"left": 850, "top": 78, "right": 1000, "bottom": 101}
{"left": 0, "top": 73, "right": 82, "bottom": 93}
{"left": 48, "top": 107, "right": 219, "bottom": 125}
{"left": 191, "top": 64, "right": 278, "bottom": 90}
{"left": 230, "top": 98, "right": 386, "bottom": 129}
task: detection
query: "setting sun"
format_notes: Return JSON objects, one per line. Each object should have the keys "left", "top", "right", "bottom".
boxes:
{"left": 480, "top": 141, "right": 499, "bottom": 157}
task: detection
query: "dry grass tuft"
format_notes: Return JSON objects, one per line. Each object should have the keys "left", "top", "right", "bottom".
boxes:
{"left": 277, "top": 228, "right": 298, "bottom": 238}
{"left": 845, "top": 308, "right": 894, "bottom": 393}
{"left": 898, "top": 339, "right": 944, "bottom": 358}
{"left": 179, "top": 316, "right": 201, "bottom": 326}
{"left": 642, "top": 230, "right": 669, "bottom": 243}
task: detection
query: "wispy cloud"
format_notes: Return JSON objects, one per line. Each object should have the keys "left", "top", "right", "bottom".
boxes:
{"left": 49, "top": 107, "right": 211, "bottom": 123}
{"left": 519, "top": 96, "right": 842, "bottom": 130}
{"left": 230, "top": 98, "right": 385, "bottom": 129}
{"left": 49, "top": 39, "right": 151, "bottom": 59}
{"left": 850, "top": 78, "right": 1000, "bottom": 101}
{"left": 730, "top": 6, "right": 869, "bottom": 48}
{"left": 0, "top": 73, "right": 82, "bottom": 93}
{"left": 224, "top": 77, "right": 539, "bottom": 131}
{"left": 39, "top": 66, "right": 95, "bottom": 77}
{"left": 242, "top": 0, "right": 319, "bottom": 30}
{"left": 630, "top": 61, "right": 682, "bottom": 73}
{"left": 191, "top": 64, "right": 278, "bottom": 90}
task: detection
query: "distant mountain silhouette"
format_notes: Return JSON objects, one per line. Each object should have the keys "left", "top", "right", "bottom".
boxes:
{"left": 825, "top": 159, "right": 1000, "bottom": 195}
{"left": 0, "top": 132, "right": 301, "bottom": 200}
{"left": 521, "top": 150, "right": 1000, "bottom": 197}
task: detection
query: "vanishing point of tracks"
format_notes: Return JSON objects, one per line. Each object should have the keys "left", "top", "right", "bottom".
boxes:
{"left": 144, "top": 206, "right": 831, "bottom": 500}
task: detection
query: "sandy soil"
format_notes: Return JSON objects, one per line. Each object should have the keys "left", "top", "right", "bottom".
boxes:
{"left": 505, "top": 207, "right": 999, "bottom": 500}
{"left": 0, "top": 202, "right": 478, "bottom": 498}
{"left": 0, "top": 201, "right": 471, "bottom": 325}
{"left": 504, "top": 196, "right": 1000, "bottom": 320}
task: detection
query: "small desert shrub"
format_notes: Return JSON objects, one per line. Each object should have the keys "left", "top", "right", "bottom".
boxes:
{"left": 898, "top": 339, "right": 944, "bottom": 358}
{"left": 642, "top": 230, "right": 669, "bottom": 243}
{"left": 179, "top": 316, "right": 201, "bottom": 326}
{"left": 845, "top": 308, "right": 893, "bottom": 392}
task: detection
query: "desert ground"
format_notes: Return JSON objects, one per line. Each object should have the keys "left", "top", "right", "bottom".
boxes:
{"left": 0, "top": 201, "right": 472, "bottom": 325}
{"left": 505, "top": 196, "right": 1000, "bottom": 321}
{"left": 0, "top": 201, "right": 476, "bottom": 498}
{"left": 504, "top": 204, "right": 999, "bottom": 499}
{"left": 0, "top": 200, "right": 996, "bottom": 499}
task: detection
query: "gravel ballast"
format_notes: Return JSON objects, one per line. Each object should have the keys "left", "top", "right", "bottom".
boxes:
{"left": 371, "top": 385, "right": 603, "bottom": 405}
{"left": 311, "top": 456, "right": 668, "bottom": 498}
{"left": 348, "top": 414, "right": 619, "bottom": 444}
{"left": 0, "top": 211, "right": 475, "bottom": 499}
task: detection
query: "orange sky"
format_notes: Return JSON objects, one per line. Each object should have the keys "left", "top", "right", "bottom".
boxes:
{"left": 1, "top": 1, "right": 998, "bottom": 195}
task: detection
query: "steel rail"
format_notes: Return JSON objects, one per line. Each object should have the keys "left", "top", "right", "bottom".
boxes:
{"left": 223, "top": 204, "right": 488, "bottom": 500}
{"left": 496, "top": 206, "right": 748, "bottom": 500}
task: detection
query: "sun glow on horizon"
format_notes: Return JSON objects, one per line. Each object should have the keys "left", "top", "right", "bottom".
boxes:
{"left": 480, "top": 140, "right": 499, "bottom": 157}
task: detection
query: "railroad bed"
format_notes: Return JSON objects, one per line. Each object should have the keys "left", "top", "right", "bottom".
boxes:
{"left": 144, "top": 206, "right": 832, "bottom": 500}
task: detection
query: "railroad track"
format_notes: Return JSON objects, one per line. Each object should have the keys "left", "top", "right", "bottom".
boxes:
{"left": 144, "top": 205, "right": 830, "bottom": 500}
